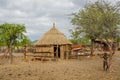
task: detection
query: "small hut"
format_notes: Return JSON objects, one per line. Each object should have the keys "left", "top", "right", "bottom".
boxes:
{"left": 72, "top": 45, "right": 82, "bottom": 55}
{"left": 94, "top": 39, "right": 114, "bottom": 51}
{"left": 34, "top": 24, "right": 72, "bottom": 60}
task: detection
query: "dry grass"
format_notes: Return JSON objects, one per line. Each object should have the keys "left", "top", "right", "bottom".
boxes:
{"left": 0, "top": 51, "right": 120, "bottom": 80}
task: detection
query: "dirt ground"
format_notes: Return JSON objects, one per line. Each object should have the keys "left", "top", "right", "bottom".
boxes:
{"left": 0, "top": 51, "right": 120, "bottom": 80}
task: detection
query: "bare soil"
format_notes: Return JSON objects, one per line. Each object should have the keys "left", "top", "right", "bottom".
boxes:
{"left": 0, "top": 51, "right": 120, "bottom": 80}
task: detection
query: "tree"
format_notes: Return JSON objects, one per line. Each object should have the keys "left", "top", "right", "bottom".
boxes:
{"left": 69, "top": 25, "right": 91, "bottom": 45}
{"left": 0, "top": 23, "right": 31, "bottom": 64}
{"left": 69, "top": 27, "right": 82, "bottom": 44}
{"left": 69, "top": 29, "right": 91, "bottom": 45}
{"left": 71, "top": 1, "right": 120, "bottom": 70}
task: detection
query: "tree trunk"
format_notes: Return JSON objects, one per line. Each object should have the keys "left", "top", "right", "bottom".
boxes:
{"left": 108, "top": 46, "right": 113, "bottom": 70}
{"left": 91, "top": 40, "right": 94, "bottom": 56}
{"left": 9, "top": 42, "right": 13, "bottom": 64}
{"left": 24, "top": 45, "right": 28, "bottom": 62}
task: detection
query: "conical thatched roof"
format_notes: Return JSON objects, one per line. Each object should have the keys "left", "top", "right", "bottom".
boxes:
{"left": 34, "top": 24, "right": 72, "bottom": 46}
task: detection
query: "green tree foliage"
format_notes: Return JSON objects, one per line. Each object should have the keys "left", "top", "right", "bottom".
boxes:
{"left": 0, "top": 23, "right": 31, "bottom": 46}
{"left": 69, "top": 28, "right": 91, "bottom": 45}
{"left": 69, "top": 27, "right": 81, "bottom": 44}
{"left": 0, "top": 23, "right": 31, "bottom": 63}
{"left": 71, "top": 1, "right": 120, "bottom": 41}
{"left": 71, "top": 0, "right": 120, "bottom": 70}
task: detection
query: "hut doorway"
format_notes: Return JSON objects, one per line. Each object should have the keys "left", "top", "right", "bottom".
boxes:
{"left": 54, "top": 45, "right": 60, "bottom": 58}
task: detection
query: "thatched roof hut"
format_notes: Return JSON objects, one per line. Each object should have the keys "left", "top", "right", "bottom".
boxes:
{"left": 34, "top": 24, "right": 72, "bottom": 60}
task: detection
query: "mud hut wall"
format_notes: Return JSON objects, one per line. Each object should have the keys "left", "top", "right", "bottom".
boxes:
{"left": 65, "top": 45, "right": 69, "bottom": 59}
{"left": 34, "top": 46, "right": 51, "bottom": 53}
{"left": 60, "top": 45, "right": 64, "bottom": 59}
{"left": 66, "top": 44, "right": 72, "bottom": 59}
{"left": 50, "top": 45, "right": 54, "bottom": 57}
{"left": 60, "top": 44, "right": 71, "bottom": 59}
{"left": 65, "top": 44, "right": 71, "bottom": 52}
{"left": 34, "top": 45, "right": 72, "bottom": 59}
{"left": 61, "top": 45, "right": 67, "bottom": 59}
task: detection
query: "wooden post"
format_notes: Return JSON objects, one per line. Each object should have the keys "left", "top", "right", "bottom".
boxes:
{"left": 66, "top": 51, "right": 68, "bottom": 60}
{"left": 91, "top": 40, "right": 94, "bottom": 56}
{"left": 56, "top": 45, "right": 58, "bottom": 61}
{"left": 24, "top": 45, "right": 28, "bottom": 62}
{"left": 60, "top": 45, "right": 64, "bottom": 60}
{"left": 66, "top": 45, "right": 69, "bottom": 60}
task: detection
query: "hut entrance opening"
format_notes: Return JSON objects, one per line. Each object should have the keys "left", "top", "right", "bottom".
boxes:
{"left": 54, "top": 45, "right": 60, "bottom": 58}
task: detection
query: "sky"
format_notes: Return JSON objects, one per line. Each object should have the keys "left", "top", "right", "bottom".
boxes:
{"left": 0, "top": 0, "right": 119, "bottom": 41}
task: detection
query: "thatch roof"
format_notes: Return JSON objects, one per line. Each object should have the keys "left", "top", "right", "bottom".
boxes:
{"left": 72, "top": 45, "right": 82, "bottom": 51}
{"left": 94, "top": 39, "right": 113, "bottom": 44}
{"left": 34, "top": 24, "right": 72, "bottom": 46}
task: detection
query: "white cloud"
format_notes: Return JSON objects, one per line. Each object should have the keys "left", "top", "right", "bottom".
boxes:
{"left": 0, "top": 0, "right": 119, "bottom": 41}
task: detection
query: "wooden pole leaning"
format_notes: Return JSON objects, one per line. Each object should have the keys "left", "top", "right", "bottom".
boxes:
{"left": 24, "top": 45, "right": 28, "bottom": 62}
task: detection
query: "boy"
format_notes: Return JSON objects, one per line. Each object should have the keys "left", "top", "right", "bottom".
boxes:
{"left": 102, "top": 53, "right": 109, "bottom": 71}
